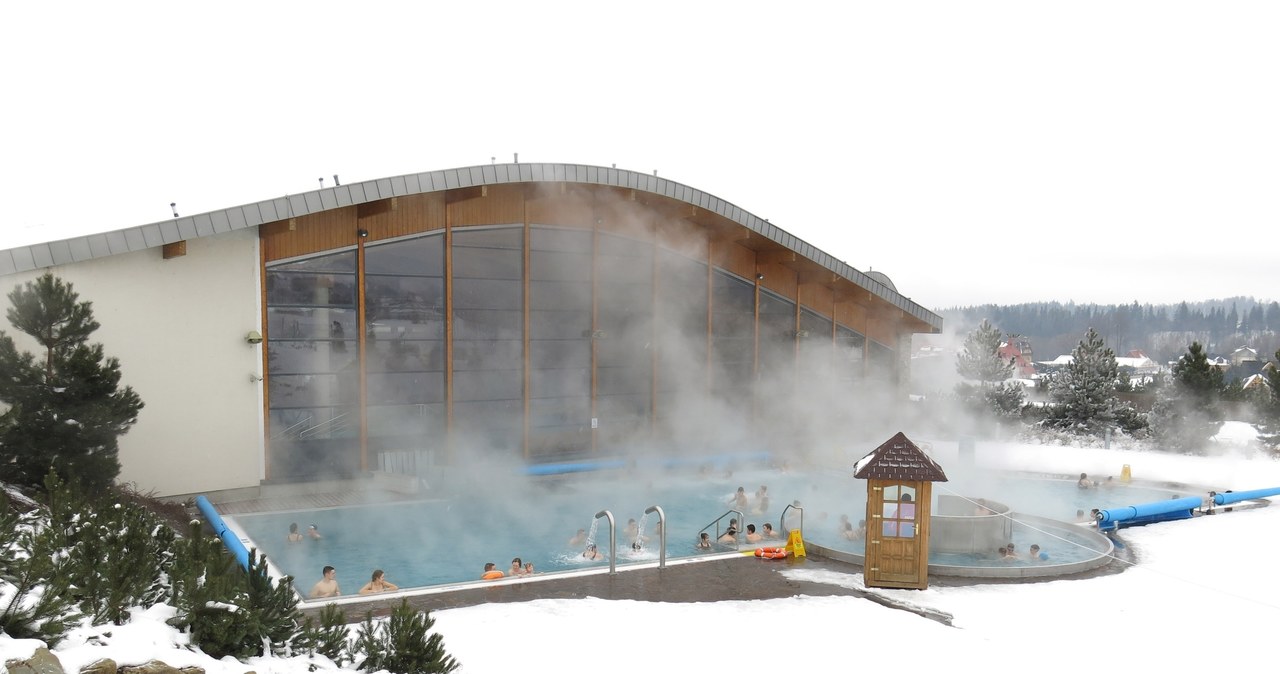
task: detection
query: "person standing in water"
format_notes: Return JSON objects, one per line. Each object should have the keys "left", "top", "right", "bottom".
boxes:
{"left": 309, "top": 566, "right": 340, "bottom": 598}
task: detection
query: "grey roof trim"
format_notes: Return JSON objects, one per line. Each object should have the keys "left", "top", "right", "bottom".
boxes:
{"left": 0, "top": 162, "right": 941, "bottom": 330}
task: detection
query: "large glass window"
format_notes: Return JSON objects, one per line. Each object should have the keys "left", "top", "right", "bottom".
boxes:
{"left": 265, "top": 250, "right": 359, "bottom": 480}
{"left": 595, "top": 233, "right": 653, "bottom": 452}
{"left": 868, "top": 339, "right": 896, "bottom": 384}
{"left": 757, "top": 289, "right": 796, "bottom": 392}
{"left": 710, "top": 270, "right": 755, "bottom": 401}
{"left": 798, "top": 307, "right": 834, "bottom": 376}
{"left": 836, "top": 323, "right": 866, "bottom": 388}
{"left": 452, "top": 227, "right": 524, "bottom": 450}
{"left": 528, "top": 226, "right": 592, "bottom": 458}
{"left": 364, "top": 233, "right": 446, "bottom": 455}
{"left": 655, "top": 249, "right": 708, "bottom": 425}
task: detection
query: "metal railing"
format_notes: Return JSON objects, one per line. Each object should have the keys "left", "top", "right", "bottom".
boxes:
{"left": 595, "top": 510, "right": 617, "bottom": 575}
{"left": 698, "top": 509, "right": 744, "bottom": 550}
{"left": 780, "top": 503, "right": 804, "bottom": 538}
{"left": 645, "top": 505, "right": 667, "bottom": 569}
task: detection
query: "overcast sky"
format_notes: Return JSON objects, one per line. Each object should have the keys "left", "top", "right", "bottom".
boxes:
{"left": 2, "top": 2, "right": 1276, "bottom": 310}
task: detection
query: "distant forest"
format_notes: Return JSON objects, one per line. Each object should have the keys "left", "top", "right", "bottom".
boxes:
{"left": 940, "top": 297, "right": 1280, "bottom": 365}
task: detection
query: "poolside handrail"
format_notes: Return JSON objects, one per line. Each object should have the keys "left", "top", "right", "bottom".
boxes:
{"left": 594, "top": 510, "right": 617, "bottom": 575}
{"left": 645, "top": 505, "right": 667, "bottom": 569}
{"left": 698, "top": 509, "right": 745, "bottom": 550}
{"left": 780, "top": 503, "right": 803, "bottom": 539}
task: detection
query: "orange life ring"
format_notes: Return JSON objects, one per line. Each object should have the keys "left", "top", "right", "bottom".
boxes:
{"left": 754, "top": 547, "right": 787, "bottom": 559}
{"left": 481, "top": 570, "right": 505, "bottom": 580}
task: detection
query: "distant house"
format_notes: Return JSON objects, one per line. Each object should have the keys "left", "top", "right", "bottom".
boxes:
{"left": 1115, "top": 353, "right": 1161, "bottom": 380}
{"left": 997, "top": 336, "right": 1036, "bottom": 378}
{"left": 1038, "top": 351, "right": 1161, "bottom": 385}
{"left": 1242, "top": 373, "right": 1270, "bottom": 393}
{"left": 1231, "top": 346, "right": 1260, "bottom": 367}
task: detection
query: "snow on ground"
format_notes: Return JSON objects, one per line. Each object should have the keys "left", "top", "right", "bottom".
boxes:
{"left": 3, "top": 423, "right": 1278, "bottom": 672}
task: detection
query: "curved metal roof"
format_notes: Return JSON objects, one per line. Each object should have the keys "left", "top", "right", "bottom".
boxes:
{"left": 0, "top": 162, "right": 941, "bottom": 331}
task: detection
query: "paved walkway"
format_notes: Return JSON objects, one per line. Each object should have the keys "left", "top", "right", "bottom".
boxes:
{"left": 296, "top": 550, "right": 1121, "bottom": 626}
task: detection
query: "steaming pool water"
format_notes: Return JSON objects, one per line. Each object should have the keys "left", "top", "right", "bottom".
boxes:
{"left": 225, "top": 467, "right": 1184, "bottom": 597}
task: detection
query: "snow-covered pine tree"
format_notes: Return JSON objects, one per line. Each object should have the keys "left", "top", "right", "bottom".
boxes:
{"left": 353, "top": 599, "right": 459, "bottom": 674}
{"left": 298, "top": 603, "right": 352, "bottom": 666}
{"left": 42, "top": 470, "right": 175, "bottom": 626}
{"left": 1149, "top": 341, "right": 1225, "bottom": 452}
{"left": 1044, "top": 327, "right": 1123, "bottom": 435}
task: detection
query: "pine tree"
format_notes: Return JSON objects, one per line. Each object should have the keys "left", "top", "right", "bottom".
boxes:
{"left": 0, "top": 489, "right": 81, "bottom": 646}
{"left": 954, "top": 319, "right": 1024, "bottom": 430}
{"left": 353, "top": 600, "right": 459, "bottom": 674}
{"left": 1257, "top": 351, "right": 1280, "bottom": 451}
{"left": 1044, "top": 327, "right": 1128, "bottom": 435}
{"left": 42, "top": 471, "right": 175, "bottom": 626}
{"left": 298, "top": 603, "right": 352, "bottom": 666}
{"left": 956, "top": 319, "right": 1014, "bottom": 384}
{"left": 170, "top": 548, "right": 303, "bottom": 660}
{"left": 0, "top": 273, "right": 144, "bottom": 493}
{"left": 1148, "top": 341, "right": 1225, "bottom": 452}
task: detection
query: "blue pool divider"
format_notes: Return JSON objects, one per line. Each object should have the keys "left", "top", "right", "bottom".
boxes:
{"left": 1212, "top": 486, "right": 1280, "bottom": 506}
{"left": 1093, "top": 486, "right": 1280, "bottom": 532}
{"left": 196, "top": 495, "right": 251, "bottom": 571}
{"left": 1094, "top": 496, "right": 1204, "bottom": 532}
{"left": 521, "top": 451, "right": 774, "bottom": 476}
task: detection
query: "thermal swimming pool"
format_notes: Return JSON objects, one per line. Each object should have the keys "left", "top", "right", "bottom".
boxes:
{"left": 224, "top": 466, "right": 1186, "bottom": 597}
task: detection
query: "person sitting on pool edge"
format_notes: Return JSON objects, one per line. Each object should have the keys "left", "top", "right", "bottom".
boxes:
{"left": 481, "top": 562, "right": 505, "bottom": 580}
{"left": 358, "top": 569, "right": 399, "bottom": 594}
{"left": 309, "top": 565, "right": 340, "bottom": 598}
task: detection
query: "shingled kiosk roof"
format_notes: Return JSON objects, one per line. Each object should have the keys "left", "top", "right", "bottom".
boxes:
{"left": 853, "top": 432, "right": 949, "bottom": 482}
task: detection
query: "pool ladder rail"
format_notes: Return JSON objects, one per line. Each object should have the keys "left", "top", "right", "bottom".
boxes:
{"left": 699, "top": 509, "right": 746, "bottom": 550}
{"left": 595, "top": 505, "right": 669, "bottom": 575}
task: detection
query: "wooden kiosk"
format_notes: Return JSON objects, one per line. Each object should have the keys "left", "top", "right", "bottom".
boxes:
{"left": 854, "top": 432, "right": 949, "bottom": 590}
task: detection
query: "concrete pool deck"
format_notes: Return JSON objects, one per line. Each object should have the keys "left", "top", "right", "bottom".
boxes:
{"left": 295, "top": 548, "right": 1134, "bottom": 627}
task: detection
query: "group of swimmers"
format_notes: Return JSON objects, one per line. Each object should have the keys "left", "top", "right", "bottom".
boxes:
{"left": 287, "top": 522, "right": 323, "bottom": 542}
{"left": 308, "top": 566, "right": 400, "bottom": 598}
{"left": 481, "top": 557, "right": 535, "bottom": 580}
{"left": 730, "top": 485, "right": 772, "bottom": 516}
{"left": 1078, "top": 472, "right": 1118, "bottom": 489}
{"left": 996, "top": 542, "right": 1048, "bottom": 562}
{"left": 696, "top": 517, "right": 780, "bottom": 549}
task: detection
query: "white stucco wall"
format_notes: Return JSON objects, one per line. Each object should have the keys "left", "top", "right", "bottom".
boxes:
{"left": 2, "top": 230, "right": 264, "bottom": 497}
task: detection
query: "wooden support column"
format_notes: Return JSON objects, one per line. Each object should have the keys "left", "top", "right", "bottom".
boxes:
{"left": 522, "top": 201, "right": 531, "bottom": 460}
{"left": 357, "top": 232, "right": 368, "bottom": 472}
